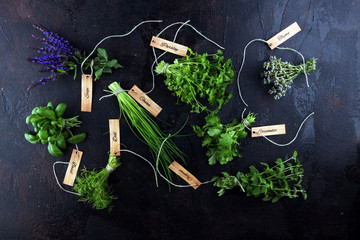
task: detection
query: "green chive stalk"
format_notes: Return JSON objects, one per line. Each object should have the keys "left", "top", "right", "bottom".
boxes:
{"left": 73, "top": 155, "right": 121, "bottom": 211}
{"left": 108, "top": 81, "right": 185, "bottom": 184}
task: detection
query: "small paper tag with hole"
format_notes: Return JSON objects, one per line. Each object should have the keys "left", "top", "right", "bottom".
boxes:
{"left": 63, "top": 149, "right": 83, "bottom": 186}
{"left": 150, "top": 36, "right": 188, "bottom": 56}
{"left": 109, "top": 119, "right": 120, "bottom": 156}
{"left": 168, "top": 161, "right": 201, "bottom": 189}
{"left": 128, "top": 85, "right": 162, "bottom": 117}
{"left": 81, "top": 74, "right": 93, "bottom": 112}
{"left": 266, "top": 22, "right": 301, "bottom": 49}
{"left": 251, "top": 124, "right": 286, "bottom": 137}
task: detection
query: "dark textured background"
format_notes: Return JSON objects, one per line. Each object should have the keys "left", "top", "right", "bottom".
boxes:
{"left": 0, "top": 0, "right": 359, "bottom": 239}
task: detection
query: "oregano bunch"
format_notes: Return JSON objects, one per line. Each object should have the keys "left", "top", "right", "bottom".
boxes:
{"left": 193, "top": 111, "right": 256, "bottom": 165}
{"left": 155, "top": 48, "right": 235, "bottom": 113}
{"left": 73, "top": 155, "right": 121, "bottom": 211}
{"left": 262, "top": 56, "right": 316, "bottom": 99}
{"left": 212, "top": 151, "right": 307, "bottom": 203}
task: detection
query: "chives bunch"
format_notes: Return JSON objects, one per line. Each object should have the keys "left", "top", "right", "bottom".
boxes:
{"left": 262, "top": 56, "right": 316, "bottom": 99}
{"left": 108, "top": 82, "right": 185, "bottom": 183}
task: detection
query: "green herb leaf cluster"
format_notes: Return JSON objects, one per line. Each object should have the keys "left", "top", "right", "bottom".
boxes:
{"left": 212, "top": 151, "right": 307, "bottom": 203}
{"left": 262, "top": 56, "right": 317, "bottom": 99}
{"left": 155, "top": 48, "right": 235, "bottom": 113}
{"left": 73, "top": 155, "right": 121, "bottom": 211}
{"left": 25, "top": 101, "right": 86, "bottom": 157}
{"left": 193, "top": 112, "right": 256, "bottom": 165}
{"left": 108, "top": 82, "right": 185, "bottom": 185}
{"left": 62, "top": 48, "right": 123, "bottom": 81}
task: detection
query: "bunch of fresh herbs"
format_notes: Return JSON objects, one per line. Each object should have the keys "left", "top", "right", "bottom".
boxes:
{"left": 107, "top": 82, "right": 185, "bottom": 184}
{"left": 262, "top": 56, "right": 316, "bottom": 99}
{"left": 25, "top": 101, "right": 86, "bottom": 157}
{"left": 193, "top": 112, "right": 256, "bottom": 165}
{"left": 212, "top": 151, "right": 307, "bottom": 203}
{"left": 27, "top": 24, "right": 122, "bottom": 90}
{"left": 155, "top": 48, "right": 234, "bottom": 113}
{"left": 73, "top": 155, "right": 121, "bottom": 211}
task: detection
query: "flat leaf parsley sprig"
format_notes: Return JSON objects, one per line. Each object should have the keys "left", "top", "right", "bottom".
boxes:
{"left": 212, "top": 151, "right": 307, "bottom": 203}
{"left": 27, "top": 24, "right": 122, "bottom": 90}
{"left": 155, "top": 48, "right": 235, "bottom": 113}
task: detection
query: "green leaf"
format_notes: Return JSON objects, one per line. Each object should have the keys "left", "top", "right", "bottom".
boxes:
{"left": 25, "top": 132, "right": 40, "bottom": 144}
{"left": 55, "top": 103, "right": 67, "bottom": 118}
{"left": 207, "top": 128, "right": 222, "bottom": 137}
{"left": 66, "top": 133, "right": 86, "bottom": 144}
{"left": 106, "top": 59, "right": 118, "bottom": 68}
{"left": 48, "top": 142, "right": 64, "bottom": 157}
{"left": 97, "top": 48, "right": 108, "bottom": 60}
{"left": 95, "top": 68, "right": 103, "bottom": 81}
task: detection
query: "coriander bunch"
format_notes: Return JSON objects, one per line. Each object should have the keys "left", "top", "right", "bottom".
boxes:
{"left": 212, "top": 151, "right": 307, "bottom": 203}
{"left": 262, "top": 56, "right": 316, "bottom": 99}
{"left": 193, "top": 112, "right": 256, "bottom": 165}
{"left": 73, "top": 155, "right": 121, "bottom": 211}
{"left": 155, "top": 48, "right": 234, "bottom": 113}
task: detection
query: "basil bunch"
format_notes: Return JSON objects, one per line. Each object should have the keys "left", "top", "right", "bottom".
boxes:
{"left": 212, "top": 151, "right": 307, "bottom": 203}
{"left": 25, "top": 102, "right": 86, "bottom": 157}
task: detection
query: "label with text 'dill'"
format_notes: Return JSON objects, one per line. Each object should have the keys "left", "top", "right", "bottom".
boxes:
{"left": 109, "top": 119, "right": 120, "bottom": 156}
{"left": 81, "top": 74, "right": 93, "bottom": 112}
{"left": 266, "top": 22, "right": 301, "bottom": 50}
{"left": 168, "top": 161, "right": 201, "bottom": 189}
{"left": 63, "top": 149, "right": 83, "bottom": 186}
{"left": 251, "top": 124, "right": 286, "bottom": 138}
{"left": 128, "top": 85, "right": 162, "bottom": 117}
{"left": 150, "top": 36, "right": 188, "bottom": 56}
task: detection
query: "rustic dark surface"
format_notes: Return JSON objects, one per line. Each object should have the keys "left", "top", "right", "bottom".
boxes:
{"left": 0, "top": 0, "right": 360, "bottom": 239}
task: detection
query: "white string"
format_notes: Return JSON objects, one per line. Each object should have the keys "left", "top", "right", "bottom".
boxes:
{"left": 156, "top": 134, "right": 215, "bottom": 188}
{"left": 146, "top": 20, "right": 225, "bottom": 95}
{"left": 232, "top": 176, "right": 245, "bottom": 192}
{"left": 114, "top": 149, "right": 159, "bottom": 187}
{"left": 237, "top": 39, "right": 308, "bottom": 107}
{"left": 105, "top": 164, "right": 114, "bottom": 173}
{"left": 98, "top": 86, "right": 125, "bottom": 101}
{"left": 53, "top": 161, "right": 80, "bottom": 196}
{"left": 80, "top": 20, "right": 163, "bottom": 74}
{"left": 241, "top": 108, "right": 314, "bottom": 147}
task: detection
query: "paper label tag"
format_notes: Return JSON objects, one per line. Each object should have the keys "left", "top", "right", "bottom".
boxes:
{"left": 251, "top": 124, "right": 286, "bottom": 138}
{"left": 109, "top": 119, "right": 120, "bottom": 156}
{"left": 266, "top": 22, "right": 301, "bottom": 49}
{"left": 81, "top": 74, "right": 93, "bottom": 112}
{"left": 150, "top": 36, "right": 188, "bottom": 56}
{"left": 128, "top": 85, "right": 162, "bottom": 117}
{"left": 168, "top": 161, "right": 201, "bottom": 189}
{"left": 63, "top": 149, "right": 83, "bottom": 186}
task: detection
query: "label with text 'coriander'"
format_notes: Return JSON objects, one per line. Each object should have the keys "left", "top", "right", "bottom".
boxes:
{"left": 128, "top": 85, "right": 162, "bottom": 117}
{"left": 63, "top": 149, "right": 83, "bottom": 186}
{"left": 168, "top": 161, "right": 201, "bottom": 189}
{"left": 150, "top": 36, "right": 188, "bottom": 57}
{"left": 81, "top": 74, "right": 93, "bottom": 112}
{"left": 251, "top": 124, "right": 286, "bottom": 138}
{"left": 266, "top": 22, "right": 301, "bottom": 50}
{"left": 109, "top": 119, "right": 120, "bottom": 156}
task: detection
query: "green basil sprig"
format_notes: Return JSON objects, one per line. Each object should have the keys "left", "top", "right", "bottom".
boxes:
{"left": 25, "top": 101, "right": 86, "bottom": 157}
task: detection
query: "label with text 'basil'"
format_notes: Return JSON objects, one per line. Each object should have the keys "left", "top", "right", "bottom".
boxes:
{"left": 168, "top": 161, "right": 201, "bottom": 189}
{"left": 150, "top": 36, "right": 188, "bottom": 56}
{"left": 63, "top": 149, "right": 83, "bottom": 186}
{"left": 128, "top": 85, "right": 162, "bottom": 117}
{"left": 81, "top": 74, "right": 93, "bottom": 112}
{"left": 266, "top": 22, "right": 301, "bottom": 50}
{"left": 251, "top": 124, "right": 286, "bottom": 138}
{"left": 109, "top": 119, "right": 120, "bottom": 156}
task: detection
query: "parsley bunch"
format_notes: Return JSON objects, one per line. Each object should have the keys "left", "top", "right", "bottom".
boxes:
{"left": 262, "top": 56, "right": 316, "bottom": 99}
{"left": 193, "top": 112, "right": 256, "bottom": 165}
{"left": 73, "top": 155, "right": 121, "bottom": 211}
{"left": 212, "top": 151, "right": 307, "bottom": 203}
{"left": 155, "top": 48, "right": 234, "bottom": 113}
